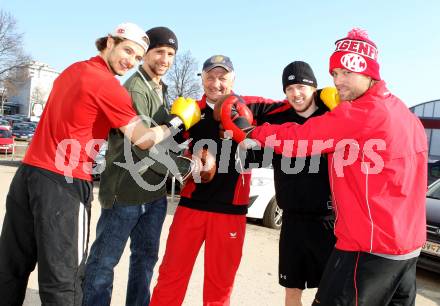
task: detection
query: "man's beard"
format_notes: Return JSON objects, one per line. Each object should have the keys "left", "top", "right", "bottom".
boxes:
{"left": 108, "top": 61, "right": 123, "bottom": 76}
{"left": 146, "top": 62, "right": 166, "bottom": 77}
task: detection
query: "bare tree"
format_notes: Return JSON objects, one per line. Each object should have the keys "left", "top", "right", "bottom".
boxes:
{"left": 30, "top": 86, "right": 47, "bottom": 116}
{"left": 0, "top": 66, "right": 28, "bottom": 115}
{"left": 31, "top": 86, "right": 47, "bottom": 105}
{"left": 165, "top": 51, "right": 202, "bottom": 103}
{"left": 0, "top": 10, "right": 31, "bottom": 97}
{"left": 0, "top": 87, "right": 7, "bottom": 115}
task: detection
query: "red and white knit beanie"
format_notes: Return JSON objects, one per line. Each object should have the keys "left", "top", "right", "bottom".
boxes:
{"left": 329, "top": 28, "right": 381, "bottom": 80}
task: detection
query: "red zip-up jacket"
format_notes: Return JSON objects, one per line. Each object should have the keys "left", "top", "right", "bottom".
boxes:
{"left": 250, "top": 81, "right": 428, "bottom": 255}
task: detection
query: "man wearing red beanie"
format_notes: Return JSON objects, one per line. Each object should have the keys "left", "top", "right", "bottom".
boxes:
{"left": 242, "top": 28, "right": 427, "bottom": 305}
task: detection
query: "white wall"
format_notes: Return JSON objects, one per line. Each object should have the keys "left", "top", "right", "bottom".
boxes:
{"left": 9, "top": 61, "right": 59, "bottom": 117}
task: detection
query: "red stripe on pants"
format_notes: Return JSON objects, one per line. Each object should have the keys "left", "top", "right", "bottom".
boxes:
{"left": 150, "top": 206, "right": 246, "bottom": 306}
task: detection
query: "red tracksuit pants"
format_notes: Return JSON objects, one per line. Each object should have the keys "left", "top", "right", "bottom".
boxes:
{"left": 150, "top": 205, "right": 246, "bottom": 306}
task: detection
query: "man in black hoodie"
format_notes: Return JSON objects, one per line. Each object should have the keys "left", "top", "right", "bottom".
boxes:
{"left": 235, "top": 61, "right": 336, "bottom": 306}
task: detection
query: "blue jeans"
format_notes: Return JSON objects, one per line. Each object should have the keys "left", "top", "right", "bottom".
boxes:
{"left": 82, "top": 196, "right": 167, "bottom": 306}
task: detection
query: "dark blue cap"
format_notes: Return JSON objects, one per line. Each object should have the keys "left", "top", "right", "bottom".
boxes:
{"left": 202, "top": 55, "right": 234, "bottom": 72}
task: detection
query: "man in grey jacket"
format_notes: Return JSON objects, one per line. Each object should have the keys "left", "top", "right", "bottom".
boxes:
{"left": 82, "top": 27, "right": 181, "bottom": 306}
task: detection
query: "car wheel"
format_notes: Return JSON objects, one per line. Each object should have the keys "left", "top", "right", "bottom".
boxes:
{"left": 262, "top": 197, "right": 282, "bottom": 230}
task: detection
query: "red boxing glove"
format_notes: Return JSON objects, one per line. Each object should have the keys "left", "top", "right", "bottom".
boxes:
{"left": 220, "top": 95, "right": 254, "bottom": 143}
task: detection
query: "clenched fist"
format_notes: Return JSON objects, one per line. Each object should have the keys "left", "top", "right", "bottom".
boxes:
{"left": 192, "top": 148, "right": 216, "bottom": 183}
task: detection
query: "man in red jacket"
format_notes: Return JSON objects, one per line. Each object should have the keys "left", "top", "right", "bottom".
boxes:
{"left": 0, "top": 23, "right": 199, "bottom": 306}
{"left": 233, "top": 28, "right": 427, "bottom": 305}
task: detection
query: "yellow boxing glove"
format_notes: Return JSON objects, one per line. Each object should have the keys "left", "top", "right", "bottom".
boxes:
{"left": 167, "top": 97, "right": 201, "bottom": 131}
{"left": 320, "top": 87, "right": 340, "bottom": 110}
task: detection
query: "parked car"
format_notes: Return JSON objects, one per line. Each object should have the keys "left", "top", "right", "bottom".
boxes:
{"left": 0, "top": 119, "right": 12, "bottom": 130}
{"left": 11, "top": 123, "right": 35, "bottom": 141}
{"left": 247, "top": 167, "right": 282, "bottom": 229}
{"left": 428, "top": 160, "right": 440, "bottom": 185}
{"left": 418, "top": 178, "right": 440, "bottom": 273}
{"left": 3, "top": 116, "right": 25, "bottom": 127}
{"left": 27, "top": 121, "right": 39, "bottom": 130}
{"left": 0, "top": 127, "right": 14, "bottom": 154}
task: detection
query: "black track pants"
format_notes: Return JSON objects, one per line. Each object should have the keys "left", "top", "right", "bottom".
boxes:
{"left": 312, "top": 248, "right": 417, "bottom": 306}
{"left": 0, "top": 164, "right": 92, "bottom": 306}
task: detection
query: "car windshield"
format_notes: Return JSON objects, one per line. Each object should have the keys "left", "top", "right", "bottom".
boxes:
{"left": 427, "top": 179, "right": 440, "bottom": 199}
{"left": 0, "top": 130, "right": 12, "bottom": 138}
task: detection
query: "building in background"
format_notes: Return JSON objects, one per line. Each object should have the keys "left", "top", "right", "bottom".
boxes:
{"left": 410, "top": 99, "right": 440, "bottom": 161}
{"left": 7, "top": 61, "right": 59, "bottom": 121}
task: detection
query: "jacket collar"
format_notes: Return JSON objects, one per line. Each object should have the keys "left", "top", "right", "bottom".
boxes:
{"left": 354, "top": 80, "right": 388, "bottom": 103}
{"left": 91, "top": 56, "right": 113, "bottom": 74}
{"left": 198, "top": 91, "right": 236, "bottom": 110}
{"left": 198, "top": 94, "right": 208, "bottom": 110}
{"left": 138, "top": 65, "right": 168, "bottom": 91}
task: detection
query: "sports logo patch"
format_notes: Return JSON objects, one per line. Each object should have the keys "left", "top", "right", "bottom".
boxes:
{"left": 288, "top": 75, "right": 295, "bottom": 81}
{"left": 340, "top": 53, "right": 367, "bottom": 72}
{"left": 335, "top": 39, "right": 377, "bottom": 60}
{"left": 212, "top": 55, "right": 225, "bottom": 64}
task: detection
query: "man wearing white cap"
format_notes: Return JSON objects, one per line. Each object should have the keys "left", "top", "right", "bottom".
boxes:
{"left": 83, "top": 26, "right": 181, "bottom": 306}
{"left": 0, "top": 22, "right": 199, "bottom": 306}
